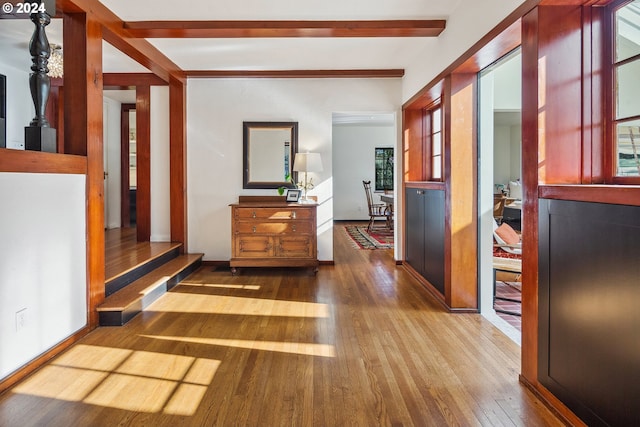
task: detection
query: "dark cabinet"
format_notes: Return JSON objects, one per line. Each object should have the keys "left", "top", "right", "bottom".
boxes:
{"left": 405, "top": 187, "right": 445, "bottom": 295}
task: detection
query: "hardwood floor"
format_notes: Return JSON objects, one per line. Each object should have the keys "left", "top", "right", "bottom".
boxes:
{"left": 105, "top": 227, "right": 180, "bottom": 283}
{"left": 0, "top": 223, "right": 563, "bottom": 426}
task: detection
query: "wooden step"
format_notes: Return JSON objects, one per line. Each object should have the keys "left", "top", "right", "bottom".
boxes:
{"left": 105, "top": 243, "right": 182, "bottom": 297}
{"left": 98, "top": 253, "right": 203, "bottom": 326}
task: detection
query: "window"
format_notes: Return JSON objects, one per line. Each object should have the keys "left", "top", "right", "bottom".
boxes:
{"left": 611, "top": 0, "right": 640, "bottom": 178}
{"left": 425, "top": 104, "right": 443, "bottom": 181}
{"left": 375, "top": 147, "right": 394, "bottom": 191}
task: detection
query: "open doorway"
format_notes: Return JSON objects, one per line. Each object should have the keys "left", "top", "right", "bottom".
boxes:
{"left": 478, "top": 48, "right": 522, "bottom": 344}
{"left": 331, "top": 112, "right": 397, "bottom": 259}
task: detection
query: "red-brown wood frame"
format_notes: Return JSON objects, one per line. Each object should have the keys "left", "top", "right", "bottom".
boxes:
{"left": 123, "top": 20, "right": 446, "bottom": 38}
{"left": 120, "top": 103, "right": 135, "bottom": 228}
{"left": 604, "top": 0, "right": 640, "bottom": 184}
{"left": 135, "top": 85, "right": 151, "bottom": 242}
{"left": 443, "top": 73, "right": 478, "bottom": 309}
{"left": 169, "top": 76, "right": 188, "bottom": 250}
{"left": 186, "top": 69, "right": 405, "bottom": 79}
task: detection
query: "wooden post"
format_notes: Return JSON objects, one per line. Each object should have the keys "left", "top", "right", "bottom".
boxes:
{"left": 63, "top": 11, "right": 104, "bottom": 328}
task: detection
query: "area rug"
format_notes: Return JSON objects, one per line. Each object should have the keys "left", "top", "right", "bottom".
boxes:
{"left": 344, "top": 225, "right": 394, "bottom": 249}
{"left": 494, "top": 281, "right": 522, "bottom": 331}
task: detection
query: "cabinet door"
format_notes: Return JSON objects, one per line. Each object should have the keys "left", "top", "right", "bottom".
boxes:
{"left": 423, "top": 190, "right": 445, "bottom": 295}
{"left": 405, "top": 188, "right": 426, "bottom": 276}
{"left": 276, "top": 236, "right": 313, "bottom": 257}
{"left": 235, "top": 235, "right": 274, "bottom": 257}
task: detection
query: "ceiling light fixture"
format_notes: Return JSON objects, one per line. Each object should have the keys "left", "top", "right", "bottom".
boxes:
{"left": 48, "top": 44, "right": 63, "bottom": 78}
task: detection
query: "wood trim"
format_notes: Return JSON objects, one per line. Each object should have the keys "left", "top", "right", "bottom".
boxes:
{"left": 58, "top": 0, "right": 183, "bottom": 83}
{"left": 539, "top": 184, "right": 640, "bottom": 205}
{"left": 123, "top": 20, "right": 446, "bottom": 38}
{"left": 403, "top": 0, "right": 540, "bottom": 109}
{"left": 186, "top": 69, "right": 405, "bottom": 79}
{"left": 521, "top": 5, "right": 541, "bottom": 387}
{"left": 587, "top": 5, "right": 605, "bottom": 183}
{"left": 120, "top": 103, "right": 135, "bottom": 227}
{"left": 455, "top": 19, "right": 522, "bottom": 74}
{"left": 403, "top": 81, "right": 444, "bottom": 110}
{"left": 169, "top": 76, "right": 187, "bottom": 250}
{"left": 63, "top": 12, "right": 88, "bottom": 156}
{"left": 519, "top": 375, "right": 588, "bottom": 427}
{"left": 0, "top": 148, "right": 86, "bottom": 173}
{"left": 135, "top": 86, "right": 151, "bottom": 242}
{"left": 0, "top": 326, "right": 90, "bottom": 395}
{"left": 444, "top": 73, "right": 478, "bottom": 309}
{"left": 401, "top": 262, "right": 448, "bottom": 307}
{"left": 402, "top": 109, "right": 425, "bottom": 182}
{"left": 104, "top": 73, "right": 168, "bottom": 89}
{"left": 403, "top": 181, "right": 446, "bottom": 190}
{"left": 539, "top": 5, "right": 584, "bottom": 184}
{"left": 85, "top": 17, "right": 105, "bottom": 329}
{"left": 62, "top": 11, "right": 105, "bottom": 329}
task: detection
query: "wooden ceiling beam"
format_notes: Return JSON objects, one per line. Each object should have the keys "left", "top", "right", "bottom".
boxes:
{"left": 57, "top": 0, "right": 183, "bottom": 82}
{"left": 103, "top": 73, "right": 169, "bottom": 89}
{"left": 123, "top": 20, "right": 446, "bottom": 38}
{"left": 185, "top": 69, "right": 405, "bottom": 78}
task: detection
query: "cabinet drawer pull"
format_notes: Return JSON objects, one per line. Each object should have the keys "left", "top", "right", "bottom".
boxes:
{"left": 291, "top": 211, "right": 297, "bottom": 219}
{"left": 252, "top": 226, "right": 256, "bottom": 233}
{"left": 292, "top": 225, "right": 297, "bottom": 232}
{"left": 416, "top": 190, "right": 425, "bottom": 195}
{"left": 252, "top": 211, "right": 256, "bottom": 218}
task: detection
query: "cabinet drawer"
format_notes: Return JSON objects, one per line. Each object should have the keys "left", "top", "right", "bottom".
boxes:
{"left": 276, "top": 236, "right": 313, "bottom": 258}
{"left": 235, "top": 207, "right": 313, "bottom": 220}
{"left": 235, "top": 236, "right": 275, "bottom": 257}
{"left": 235, "top": 221, "right": 312, "bottom": 235}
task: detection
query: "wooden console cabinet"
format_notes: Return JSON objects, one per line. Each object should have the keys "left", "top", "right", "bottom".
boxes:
{"left": 230, "top": 196, "right": 318, "bottom": 274}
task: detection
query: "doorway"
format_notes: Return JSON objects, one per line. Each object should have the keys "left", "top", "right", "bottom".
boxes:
{"left": 478, "top": 48, "right": 522, "bottom": 343}
{"left": 331, "top": 112, "right": 398, "bottom": 259}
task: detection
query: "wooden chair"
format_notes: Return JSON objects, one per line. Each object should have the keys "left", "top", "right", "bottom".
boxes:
{"left": 493, "top": 194, "right": 506, "bottom": 224}
{"left": 362, "top": 180, "right": 392, "bottom": 232}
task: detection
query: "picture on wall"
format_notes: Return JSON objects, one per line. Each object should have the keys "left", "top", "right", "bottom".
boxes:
{"left": 375, "top": 147, "right": 393, "bottom": 191}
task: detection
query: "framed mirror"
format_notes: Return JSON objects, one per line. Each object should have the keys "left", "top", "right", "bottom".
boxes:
{"left": 243, "top": 121, "right": 298, "bottom": 189}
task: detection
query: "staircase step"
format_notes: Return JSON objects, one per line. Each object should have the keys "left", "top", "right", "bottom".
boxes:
{"left": 105, "top": 243, "right": 182, "bottom": 297}
{"left": 98, "top": 253, "right": 203, "bottom": 326}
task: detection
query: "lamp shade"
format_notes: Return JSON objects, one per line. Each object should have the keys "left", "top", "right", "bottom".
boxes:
{"left": 293, "top": 152, "right": 323, "bottom": 172}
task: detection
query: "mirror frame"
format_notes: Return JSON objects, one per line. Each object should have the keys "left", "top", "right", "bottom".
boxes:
{"left": 243, "top": 121, "right": 298, "bottom": 189}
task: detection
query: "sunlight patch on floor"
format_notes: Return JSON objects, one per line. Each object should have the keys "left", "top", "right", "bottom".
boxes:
{"left": 11, "top": 344, "right": 220, "bottom": 416}
{"left": 148, "top": 293, "right": 330, "bottom": 318}
{"left": 141, "top": 335, "right": 336, "bottom": 358}
{"left": 182, "top": 282, "right": 261, "bottom": 291}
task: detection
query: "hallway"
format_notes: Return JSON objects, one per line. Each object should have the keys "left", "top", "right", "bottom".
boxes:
{"left": 0, "top": 224, "right": 562, "bottom": 426}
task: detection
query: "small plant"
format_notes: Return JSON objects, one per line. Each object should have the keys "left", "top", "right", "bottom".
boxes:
{"left": 277, "top": 173, "right": 294, "bottom": 195}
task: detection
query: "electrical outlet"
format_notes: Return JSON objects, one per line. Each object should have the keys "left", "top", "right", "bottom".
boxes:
{"left": 16, "top": 309, "right": 26, "bottom": 332}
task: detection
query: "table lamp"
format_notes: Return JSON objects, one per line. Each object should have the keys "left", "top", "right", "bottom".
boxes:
{"left": 293, "top": 152, "right": 323, "bottom": 202}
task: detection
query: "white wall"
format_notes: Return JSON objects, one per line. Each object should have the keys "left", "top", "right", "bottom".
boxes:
{"left": 187, "top": 78, "right": 402, "bottom": 262}
{"left": 493, "top": 52, "right": 522, "bottom": 110}
{"left": 0, "top": 173, "right": 87, "bottom": 380}
{"left": 150, "top": 86, "right": 171, "bottom": 242}
{"left": 402, "top": 0, "right": 526, "bottom": 102}
{"left": 0, "top": 61, "right": 33, "bottom": 149}
{"left": 332, "top": 122, "right": 395, "bottom": 220}
{"left": 103, "top": 96, "right": 122, "bottom": 229}
{"left": 493, "top": 124, "right": 522, "bottom": 187}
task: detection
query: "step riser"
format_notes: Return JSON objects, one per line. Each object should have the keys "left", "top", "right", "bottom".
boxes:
{"left": 105, "top": 247, "right": 180, "bottom": 297}
{"left": 99, "top": 257, "right": 202, "bottom": 326}
{"left": 167, "top": 259, "right": 201, "bottom": 291}
{"left": 99, "top": 282, "right": 166, "bottom": 326}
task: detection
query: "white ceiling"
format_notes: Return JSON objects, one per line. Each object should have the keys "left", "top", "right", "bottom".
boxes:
{"left": 0, "top": 0, "right": 465, "bottom": 74}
